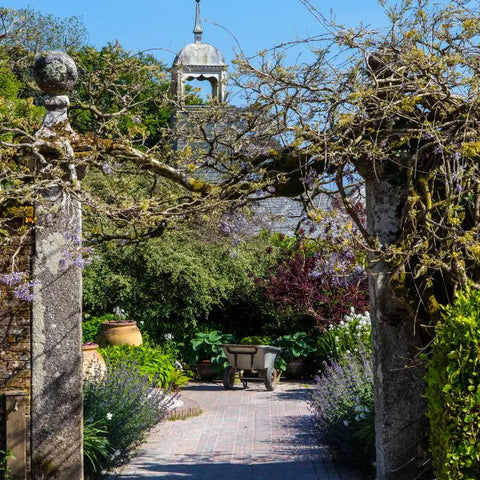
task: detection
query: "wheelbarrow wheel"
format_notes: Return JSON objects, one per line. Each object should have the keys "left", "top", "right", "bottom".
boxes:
{"left": 264, "top": 366, "right": 280, "bottom": 391}
{"left": 223, "top": 366, "right": 235, "bottom": 389}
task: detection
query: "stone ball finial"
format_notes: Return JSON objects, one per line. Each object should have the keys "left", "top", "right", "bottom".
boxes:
{"left": 34, "top": 51, "right": 78, "bottom": 95}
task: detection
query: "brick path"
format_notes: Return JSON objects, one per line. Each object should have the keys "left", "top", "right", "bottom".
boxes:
{"left": 108, "top": 381, "right": 362, "bottom": 480}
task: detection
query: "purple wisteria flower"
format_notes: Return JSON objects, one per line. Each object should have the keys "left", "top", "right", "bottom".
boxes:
{"left": 102, "top": 163, "right": 114, "bottom": 175}
{"left": 0, "top": 272, "right": 25, "bottom": 286}
{"left": 218, "top": 221, "right": 231, "bottom": 235}
{"left": 13, "top": 280, "right": 41, "bottom": 302}
{"left": 59, "top": 224, "right": 98, "bottom": 270}
{"left": 218, "top": 212, "right": 249, "bottom": 249}
{"left": 0, "top": 272, "right": 41, "bottom": 302}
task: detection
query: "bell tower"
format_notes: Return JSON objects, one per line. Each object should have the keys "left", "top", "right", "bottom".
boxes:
{"left": 171, "top": 0, "right": 227, "bottom": 105}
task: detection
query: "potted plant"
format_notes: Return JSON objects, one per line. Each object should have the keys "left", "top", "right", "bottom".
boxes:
{"left": 275, "top": 331, "right": 315, "bottom": 379}
{"left": 190, "top": 330, "right": 235, "bottom": 380}
{"left": 96, "top": 308, "right": 143, "bottom": 347}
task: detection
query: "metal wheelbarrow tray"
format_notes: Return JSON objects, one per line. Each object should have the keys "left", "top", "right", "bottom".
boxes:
{"left": 221, "top": 344, "right": 281, "bottom": 391}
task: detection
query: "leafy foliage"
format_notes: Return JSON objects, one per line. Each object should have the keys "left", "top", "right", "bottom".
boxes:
{"left": 100, "top": 344, "right": 190, "bottom": 389}
{"left": 1, "top": 8, "right": 87, "bottom": 55}
{"left": 315, "top": 309, "right": 371, "bottom": 364}
{"left": 82, "top": 314, "right": 116, "bottom": 343}
{"left": 0, "top": 8, "right": 87, "bottom": 111}
{"left": 275, "top": 331, "right": 316, "bottom": 362}
{"left": 239, "top": 335, "right": 273, "bottom": 345}
{"left": 309, "top": 348, "right": 375, "bottom": 473}
{"left": 83, "top": 419, "right": 110, "bottom": 476}
{"left": 83, "top": 224, "right": 279, "bottom": 342}
{"left": 425, "top": 287, "right": 480, "bottom": 479}
{"left": 0, "top": 448, "right": 14, "bottom": 480}
{"left": 188, "top": 330, "right": 235, "bottom": 364}
{"left": 70, "top": 43, "right": 171, "bottom": 146}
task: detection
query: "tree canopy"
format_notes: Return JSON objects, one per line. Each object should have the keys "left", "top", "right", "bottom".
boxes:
{"left": 0, "top": 7, "right": 282, "bottom": 259}
{"left": 3, "top": 0, "right": 479, "bottom": 324}
{"left": 232, "top": 0, "right": 480, "bottom": 327}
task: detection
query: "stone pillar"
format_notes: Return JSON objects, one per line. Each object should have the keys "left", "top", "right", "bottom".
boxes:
{"left": 30, "top": 52, "right": 83, "bottom": 479}
{"left": 366, "top": 176, "right": 428, "bottom": 480}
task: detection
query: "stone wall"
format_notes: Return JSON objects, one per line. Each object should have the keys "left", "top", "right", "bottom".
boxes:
{"left": 0, "top": 207, "right": 33, "bottom": 478}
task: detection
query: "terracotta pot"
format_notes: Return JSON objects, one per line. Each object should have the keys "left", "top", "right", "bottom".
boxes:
{"left": 197, "top": 360, "right": 217, "bottom": 380}
{"left": 82, "top": 343, "right": 107, "bottom": 379}
{"left": 285, "top": 359, "right": 307, "bottom": 379}
{"left": 97, "top": 321, "right": 143, "bottom": 347}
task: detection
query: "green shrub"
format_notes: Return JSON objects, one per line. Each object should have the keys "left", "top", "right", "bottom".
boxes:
{"left": 239, "top": 335, "right": 273, "bottom": 345}
{"left": 425, "top": 286, "right": 480, "bottom": 479}
{"left": 100, "top": 344, "right": 190, "bottom": 389}
{"left": 83, "top": 226, "right": 279, "bottom": 343}
{"left": 83, "top": 419, "right": 110, "bottom": 476}
{"left": 0, "top": 449, "right": 14, "bottom": 480}
{"left": 188, "top": 330, "right": 235, "bottom": 364}
{"left": 82, "top": 314, "right": 116, "bottom": 343}
{"left": 275, "top": 331, "right": 316, "bottom": 361}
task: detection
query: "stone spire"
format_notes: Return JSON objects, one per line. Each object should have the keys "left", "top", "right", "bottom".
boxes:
{"left": 172, "top": 0, "right": 227, "bottom": 104}
{"left": 194, "top": 0, "right": 203, "bottom": 44}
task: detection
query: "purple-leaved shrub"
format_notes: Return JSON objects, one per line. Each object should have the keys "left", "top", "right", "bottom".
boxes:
{"left": 309, "top": 348, "right": 375, "bottom": 472}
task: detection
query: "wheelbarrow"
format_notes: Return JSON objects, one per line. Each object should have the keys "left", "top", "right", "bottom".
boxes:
{"left": 221, "top": 344, "right": 281, "bottom": 391}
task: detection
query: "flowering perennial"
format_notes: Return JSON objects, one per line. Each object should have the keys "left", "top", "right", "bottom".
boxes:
{"left": 309, "top": 347, "right": 375, "bottom": 471}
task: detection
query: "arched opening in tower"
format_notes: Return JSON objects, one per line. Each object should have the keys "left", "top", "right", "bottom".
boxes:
{"left": 185, "top": 75, "right": 218, "bottom": 104}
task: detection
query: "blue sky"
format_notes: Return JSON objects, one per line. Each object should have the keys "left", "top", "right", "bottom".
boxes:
{"left": 4, "top": 0, "right": 389, "bottom": 67}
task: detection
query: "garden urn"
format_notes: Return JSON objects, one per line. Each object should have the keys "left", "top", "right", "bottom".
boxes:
{"left": 97, "top": 320, "right": 143, "bottom": 347}
{"left": 82, "top": 343, "right": 107, "bottom": 379}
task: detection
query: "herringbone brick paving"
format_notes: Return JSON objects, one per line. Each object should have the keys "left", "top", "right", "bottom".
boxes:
{"left": 108, "top": 381, "right": 362, "bottom": 480}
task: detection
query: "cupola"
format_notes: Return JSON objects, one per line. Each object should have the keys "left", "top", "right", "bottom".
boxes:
{"left": 171, "top": 0, "right": 227, "bottom": 104}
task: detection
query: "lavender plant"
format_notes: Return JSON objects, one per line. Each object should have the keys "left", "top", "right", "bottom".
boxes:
{"left": 309, "top": 348, "right": 375, "bottom": 473}
{"left": 83, "top": 360, "right": 174, "bottom": 475}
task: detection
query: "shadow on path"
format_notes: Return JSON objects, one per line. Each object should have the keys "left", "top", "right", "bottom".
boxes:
{"left": 113, "top": 460, "right": 323, "bottom": 480}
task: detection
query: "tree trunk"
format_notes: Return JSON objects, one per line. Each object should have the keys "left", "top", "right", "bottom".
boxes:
{"left": 366, "top": 177, "right": 429, "bottom": 480}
